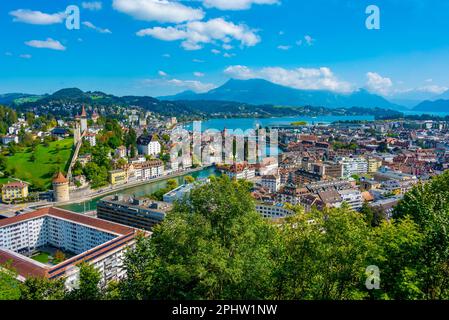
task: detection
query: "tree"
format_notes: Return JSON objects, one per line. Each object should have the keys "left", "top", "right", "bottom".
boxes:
{"left": 124, "top": 176, "right": 276, "bottom": 300}
{"left": 184, "top": 175, "right": 195, "bottom": 184}
{"left": 20, "top": 277, "right": 66, "bottom": 300}
{"left": 166, "top": 179, "right": 178, "bottom": 190}
{"left": 66, "top": 263, "right": 102, "bottom": 300}
{"left": 54, "top": 250, "right": 66, "bottom": 264}
{"left": 393, "top": 171, "right": 449, "bottom": 299}
{"left": 0, "top": 262, "right": 21, "bottom": 300}
{"left": 272, "top": 205, "right": 372, "bottom": 300}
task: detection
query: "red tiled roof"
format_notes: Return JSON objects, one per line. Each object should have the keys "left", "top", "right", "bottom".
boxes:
{"left": 0, "top": 207, "right": 135, "bottom": 235}
{"left": 1, "top": 181, "right": 28, "bottom": 189}
{"left": 52, "top": 172, "right": 68, "bottom": 184}
{"left": 0, "top": 207, "right": 143, "bottom": 280}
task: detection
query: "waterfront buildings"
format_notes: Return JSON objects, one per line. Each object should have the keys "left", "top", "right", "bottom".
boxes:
{"left": 1, "top": 181, "right": 29, "bottom": 203}
{"left": 97, "top": 195, "right": 172, "bottom": 231}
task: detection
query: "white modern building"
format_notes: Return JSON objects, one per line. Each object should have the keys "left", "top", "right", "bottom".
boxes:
{"left": 0, "top": 207, "right": 142, "bottom": 288}
{"left": 261, "top": 175, "right": 281, "bottom": 193}
{"left": 337, "top": 189, "right": 364, "bottom": 211}
{"left": 137, "top": 134, "right": 161, "bottom": 156}
{"left": 339, "top": 157, "right": 368, "bottom": 178}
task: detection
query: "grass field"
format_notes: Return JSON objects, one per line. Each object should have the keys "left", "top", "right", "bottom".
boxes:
{"left": 31, "top": 251, "right": 52, "bottom": 264}
{"left": 2, "top": 138, "right": 73, "bottom": 189}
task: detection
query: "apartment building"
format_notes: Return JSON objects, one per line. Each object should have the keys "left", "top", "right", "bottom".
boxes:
{"left": 0, "top": 207, "right": 140, "bottom": 288}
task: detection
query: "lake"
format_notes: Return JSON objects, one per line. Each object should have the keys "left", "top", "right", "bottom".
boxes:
{"left": 184, "top": 115, "right": 375, "bottom": 131}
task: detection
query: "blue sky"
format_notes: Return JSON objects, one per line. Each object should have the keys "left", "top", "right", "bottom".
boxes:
{"left": 1, "top": 0, "right": 449, "bottom": 99}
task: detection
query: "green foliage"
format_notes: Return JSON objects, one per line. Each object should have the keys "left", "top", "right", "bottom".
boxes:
{"left": 124, "top": 176, "right": 275, "bottom": 300}
{"left": 20, "top": 277, "right": 66, "bottom": 300}
{"left": 0, "top": 262, "right": 21, "bottom": 300}
{"left": 66, "top": 263, "right": 102, "bottom": 300}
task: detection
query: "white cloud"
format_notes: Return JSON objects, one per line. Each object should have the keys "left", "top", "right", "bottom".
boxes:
{"left": 113, "top": 0, "right": 204, "bottom": 23}
{"left": 304, "top": 35, "right": 315, "bottom": 46}
{"left": 194, "top": 72, "right": 205, "bottom": 77}
{"left": 203, "top": 0, "right": 279, "bottom": 10}
{"left": 223, "top": 52, "right": 235, "bottom": 58}
{"left": 296, "top": 35, "right": 315, "bottom": 47}
{"left": 193, "top": 59, "right": 205, "bottom": 63}
{"left": 417, "top": 84, "right": 448, "bottom": 95}
{"left": 143, "top": 78, "right": 215, "bottom": 93}
{"left": 222, "top": 44, "right": 233, "bottom": 50}
{"left": 277, "top": 45, "right": 291, "bottom": 51}
{"left": 82, "top": 2, "right": 103, "bottom": 10}
{"left": 365, "top": 72, "right": 393, "bottom": 95}
{"left": 158, "top": 70, "right": 168, "bottom": 77}
{"left": 224, "top": 65, "right": 353, "bottom": 92}
{"left": 25, "top": 38, "right": 66, "bottom": 51}
{"left": 9, "top": 9, "right": 65, "bottom": 25}
{"left": 137, "top": 18, "right": 260, "bottom": 51}
{"left": 162, "top": 53, "right": 171, "bottom": 58}
{"left": 82, "top": 21, "right": 112, "bottom": 34}
{"left": 211, "top": 49, "right": 221, "bottom": 55}
{"left": 19, "top": 54, "right": 32, "bottom": 59}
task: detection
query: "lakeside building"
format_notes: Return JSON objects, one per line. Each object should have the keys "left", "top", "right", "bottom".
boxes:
{"left": 1, "top": 181, "right": 29, "bottom": 203}
{"left": 219, "top": 163, "right": 256, "bottom": 181}
{"left": 0, "top": 207, "right": 141, "bottom": 288}
{"left": 97, "top": 195, "right": 172, "bottom": 231}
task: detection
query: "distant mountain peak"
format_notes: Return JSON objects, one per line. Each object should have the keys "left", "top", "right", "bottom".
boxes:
{"left": 160, "top": 78, "right": 400, "bottom": 109}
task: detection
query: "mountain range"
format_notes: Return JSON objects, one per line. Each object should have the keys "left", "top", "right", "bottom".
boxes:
{"left": 159, "top": 79, "right": 403, "bottom": 110}
{"left": 3, "top": 79, "right": 448, "bottom": 115}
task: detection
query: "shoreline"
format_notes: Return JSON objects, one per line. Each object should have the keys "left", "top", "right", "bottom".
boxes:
{"left": 53, "top": 165, "right": 213, "bottom": 207}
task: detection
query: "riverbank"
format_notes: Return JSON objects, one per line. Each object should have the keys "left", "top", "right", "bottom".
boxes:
{"left": 58, "top": 166, "right": 219, "bottom": 213}
{"left": 57, "top": 165, "right": 212, "bottom": 207}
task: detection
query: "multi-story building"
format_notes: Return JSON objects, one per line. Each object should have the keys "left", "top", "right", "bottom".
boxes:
{"left": 339, "top": 157, "right": 368, "bottom": 178}
{"left": 337, "top": 189, "right": 363, "bottom": 211}
{"left": 0, "top": 135, "right": 19, "bottom": 145}
{"left": 137, "top": 134, "right": 161, "bottom": 156}
{"left": 97, "top": 195, "right": 172, "bottom": 231}
{"left": 367, "top": 157, "right": 382, "bottom": 173}
{"left": 108, "top": 169, "right": 127, "bottom": 185}
{"left": 1, "top": 181, "right": 29, "bottom": 203}
{"left": 84, "top": 133, "right": 97, "bottom": 147}
{"left": 261, "top": 175, "right": 281, "bottom": 193}
{"left": 256, "top": 204, "right": 295, "bottom": 219}
{"left": 221, "top": 163, "right": 256, "bottom": 181}
{"left": 0, "top": 207, "right": 141, "bottom": 288}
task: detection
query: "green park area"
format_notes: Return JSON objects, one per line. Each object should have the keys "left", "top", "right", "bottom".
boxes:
{"left": 0, "top": 138, "right": 73, "bottom": 190}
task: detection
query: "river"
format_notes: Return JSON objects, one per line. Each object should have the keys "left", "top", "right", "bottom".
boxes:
{"left": 59, "top": 167, "right": 219, "bottom": 213}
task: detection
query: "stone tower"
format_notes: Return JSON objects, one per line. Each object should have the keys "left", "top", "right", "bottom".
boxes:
{"left": 74, "top": 121, "right": 81, "bottom": 145}
{"left": 80, "top": 105, "right": 88, "bottom": 133}
{"left": 53, "top": 172, "right": 70, "bottom": 202}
